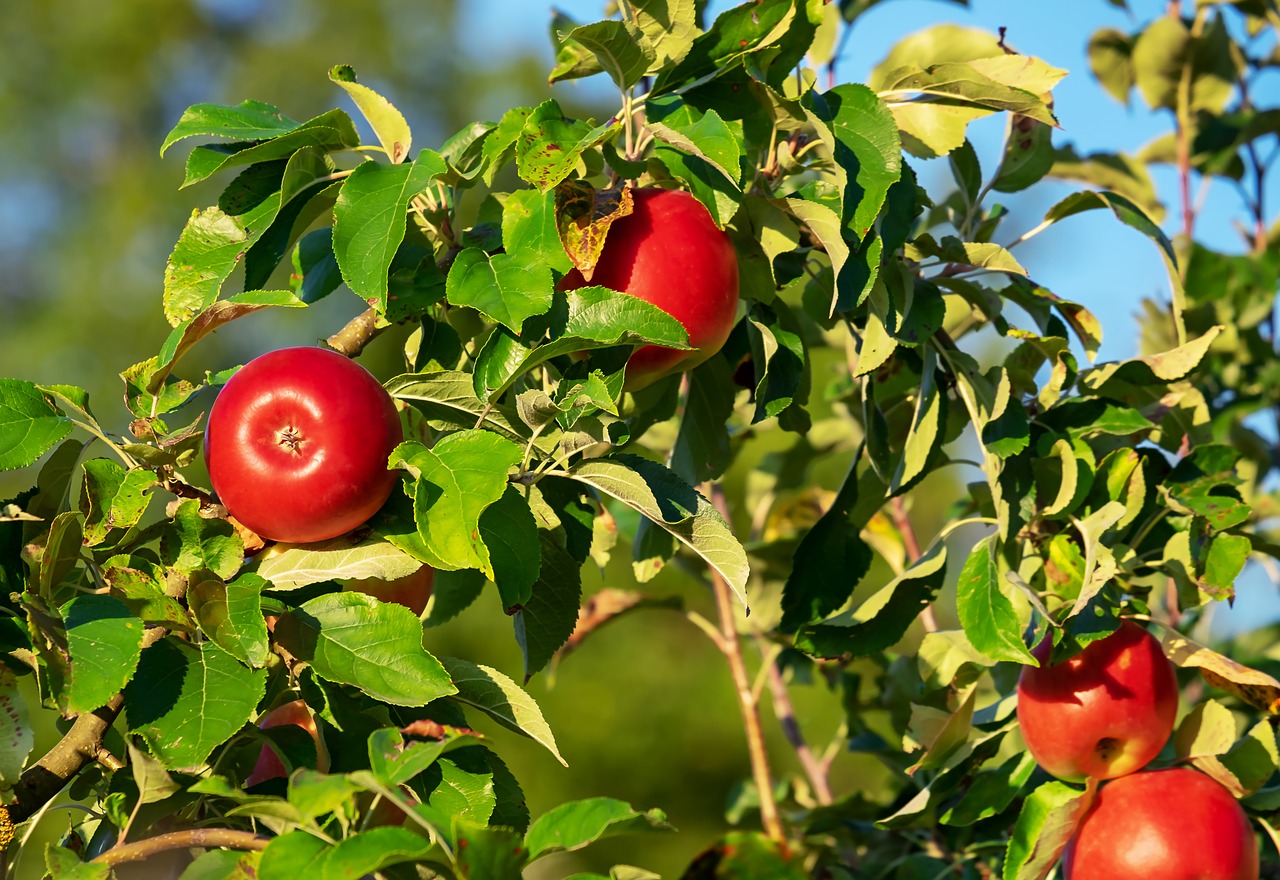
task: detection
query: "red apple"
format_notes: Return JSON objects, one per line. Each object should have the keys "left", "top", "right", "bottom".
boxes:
{"left": 204, "top": 347, "right": 403, "bottom": 543}
{"left": 245, "top": 699, "right": 330, "bottom": 787}
{"left": 560, "top": 188, "right": 739, "bottom": 391}
{"left": 1064, "top": 768, "right": 1258, "bottom": 880}
{"left": 1016, "top": 619, "right": 1177, "bottom": 781}
{"left": 341, "top": 564, "right": 434, "bottom": 616}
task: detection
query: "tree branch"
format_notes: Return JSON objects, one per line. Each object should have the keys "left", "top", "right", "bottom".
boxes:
{"left": 325, "top": 308, "right": 386, "bottom": 358}
{"left": 707, "top": 485, "right": 787, "bottom": 845}
{"left": 91, "top": 829, "right": 270, "bottom": 867}
{"left": 0, "top": 629, "right": 166, "bottom": 833}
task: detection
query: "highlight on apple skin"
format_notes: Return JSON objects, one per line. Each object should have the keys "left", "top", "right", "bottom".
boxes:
{"left": 559, "top": 187, "right": 740, "bottom": 392}
{"left": 1016, "top": 619, "right": 1178, "bottom": 781}
{"left": 204, "top": 346, "right": 404, "bottom": 544}
{"left": 1063, "top": 767, "right": 1259, "bottom": 880}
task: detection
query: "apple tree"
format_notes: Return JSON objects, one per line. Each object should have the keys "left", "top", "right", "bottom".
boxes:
{"left": 1, "top": 0, "right": 1279, "bottom": 877}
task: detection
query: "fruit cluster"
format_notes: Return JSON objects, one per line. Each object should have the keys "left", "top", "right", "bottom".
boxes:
{"left": 1016, "top": 621, "right": 1259, "bottom": 879}
{"left": 202, "top": 188, "right": 739, "bottom": 789}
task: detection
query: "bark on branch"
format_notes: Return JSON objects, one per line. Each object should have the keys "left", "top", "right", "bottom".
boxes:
{"left": 91, "top": 829, "right": 270, "bottom": 867}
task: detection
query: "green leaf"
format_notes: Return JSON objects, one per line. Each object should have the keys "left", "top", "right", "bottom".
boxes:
{"left": 631, "top": 0, "right": 699, "bottom": 70}
{"left": 955, "top": 536, "right": 1036, "bottom": 664}
{"left": 424, "top": 748, "right": 498, "bottom": 825}
{"left": 645, "top": 95, "right": 741, "bottom": 184}
{"left": 524, "top": 797, "right": 672, "bottom": 859}
{"left": 332, "top": 151, "right": 446, "bottom": 312}
{"left": 1003, "top": 781, "right": 1091, "bottom": 880}
{"left": 257, "top": 533, "right": 426, "bottom": 590}
{"left": 778, "top": 197, "right": 848, "bottom": 316}
{"left": 907, "top": 233, "right": 1027, "bottom": 276}
{"left": 328, "top": 65, "right": 412, "bottom": 163}
{"left": 451, "top": 820, "right": 527, "bottom": 880}
{"left": 160, "top": 499, "right": 243, "bottom": 579}
{"left": 941, "top": 750, "right": 1038, "bottom": 826}
{"left": 1087, "top": 28, "right": 1134, "bottom": 105}
{"left": 795, "top": 541, "right": 948, "bottom": 659}
{"left": 747, "top": 301, "right": 808, "bottom": 427}
{"left": 35, "top": 510, "right": 84, "bottom": 602}
{"left": 292, "top": 227, "right": 344, "bottom": 304}
{"left": 670, "top": 356, "right": 735, "bottom": 485}
{"left": 569, "top": 455, "right": 749, "bottom": 607}
{"left": 162, "top": 195, "right": 283, "bottom": 327}
{"left": 0, "top": 378, "right": 73, "bottom": 471}
{"left": 477, "top": 486, "right": 542, "bottom": 610}
{"left": 275, "top": 592, "right": 456, "bottom": 707}
{"left": 781, "top": 462, "right": 875, "bottom": 633}
{"left": 106, "top": 564, "right": 194, "bottom": 631}
{"left": 516, "top": 100, "right": 618, "bottom": 193}
{"left": 0, "top": 665, "right": 34, "bottom": 786}
{"left": 389, "top": 431, "right": 523, "bottom": 577}
{"left": 78, "top": 460, "right": 158, "bottom": 546}
{"left": 160, "top": 99, "right": 299, "bottom": 156}
{"left": 188, "top": 571, "right": 270, "bottom": 668}
{"left": 259, "top": 827, "right": 433, "bottom": 879}
{"left": 566, "top": 20, "right": 655, "bottom": 90}
{"left": 44, "top": 847, "right": 111, "bottom": 880}
{"left": 893, "top": 350, "right": 945, "bottom": 491}
{"left": 63, "top": 594, "right": 145, "bottom": 714}
{"left": 513, "top": 531, "right": 582, "bottom": 680}
{"left": 1175, "top": 698, "right": 1237, "bottom": 759}
{"left": 469, "top": 287, "right": 690, "bottom": 403}
{"left": 385, "top": 370, "right": 531, "bottom": 445}
{"left": 125, "top": 638, "right": 267, "bottom": 769}
{"left": 651, "top": 0, "right": 797, "bottom": 93}
{"left": 505, "top": 187, "right": 573, "bottom": 276}
{"left": 444, "top": 247, "right": 554, "bottom": 334}
{"left": 810, "top": 83, "right": 903, "bottom": 237}
{"left": 1200, "top": 532, "right": 1251, "bottom": 600}
{"left": 441, "top": 656, "right": 566, "bottom": 766}
{"left": 179, "top": 108, "right": 359, "bottom": 188}
{"left": 992, "top": 115, "right": 1055, "bottom": 193}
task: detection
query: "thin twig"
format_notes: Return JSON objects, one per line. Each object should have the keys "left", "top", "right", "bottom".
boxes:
{"left": 707, "top": 485, "right": 787, "bottom": 845}
{"left": 756, "top": 636, "right": 833, "bottom": 806}
{"left": 891, "top": 496, "right": 937, "bottom": 632}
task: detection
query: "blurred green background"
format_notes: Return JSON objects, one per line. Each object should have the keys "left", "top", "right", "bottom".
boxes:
{"left": 1, "top": 0, "right": 1276, "bottom": 876}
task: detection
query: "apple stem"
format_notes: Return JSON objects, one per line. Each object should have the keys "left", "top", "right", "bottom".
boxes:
{"left": 91, "top": 829, "right": 270, "bottom": 867}
{"left": 707, "top": 484, "right": 788, "bottom": 846}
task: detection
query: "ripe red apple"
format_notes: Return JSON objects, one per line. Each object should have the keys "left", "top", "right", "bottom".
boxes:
{"left": 1016, "top": 619, "right": 1177, "bottom": 781}
{"left": 245, "top": 699, "right": 330, "bottom": 787}
{"left": 560, "top": 188, "right": 740, "bottom": 391}
{"left": 204, "top": 347, "right": 403, "bottom": 544}
{"left": 341, "top": 564, "right": 434, "bottom": 616}
{"left": 1063, "top": 768, "right": 1258, "bottom": 880}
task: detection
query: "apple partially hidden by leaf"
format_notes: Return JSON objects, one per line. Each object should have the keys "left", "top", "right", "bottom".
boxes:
{"left": 560, "top": 188, "right": 740, "bottom": 392}
{"left": 1016, "top": 620, "right": 1177, "bottom": 781}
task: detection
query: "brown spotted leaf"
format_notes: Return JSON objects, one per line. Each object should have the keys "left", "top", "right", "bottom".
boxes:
{"left": 1161, "top": 627, "right": 1280, "bottom": 714}
{"left": 554, "top": 181, "right": 635, "bottom": 282}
